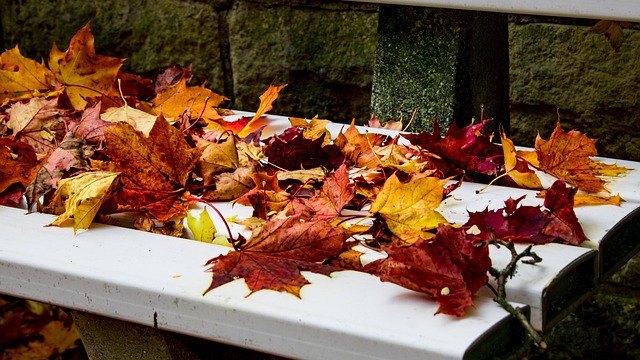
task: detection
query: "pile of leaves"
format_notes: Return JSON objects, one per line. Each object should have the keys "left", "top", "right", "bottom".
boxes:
{"left": 0, "top": 23, "right": 628, "bottom": 317}
{"left": 0, "top": 295, "right": 85, "bottom": 359}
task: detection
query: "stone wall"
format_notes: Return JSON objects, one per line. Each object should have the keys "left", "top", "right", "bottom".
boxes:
{"left": 509, "top": 20, "right": 640, "bottom": 161}
{"left": 0, "top": 0, "right": 377, "bottom": 123}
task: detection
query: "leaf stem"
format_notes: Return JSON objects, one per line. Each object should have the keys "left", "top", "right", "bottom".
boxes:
{"left": 402, "top": 109, "right": 418, "bottom": 132}
{"left": 186, "top": 197, "right": 237, "bottom": 250}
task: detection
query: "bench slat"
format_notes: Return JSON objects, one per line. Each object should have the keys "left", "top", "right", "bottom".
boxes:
{"left": 0, "top": 206, "right": 527, "bottom": 360}
{"left": 342, "top": 0, "right": 640, "bottom": 22}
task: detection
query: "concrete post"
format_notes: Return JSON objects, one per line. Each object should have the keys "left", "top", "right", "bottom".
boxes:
{"left": 371, "top": 5, "right": 509, "bottom": 134}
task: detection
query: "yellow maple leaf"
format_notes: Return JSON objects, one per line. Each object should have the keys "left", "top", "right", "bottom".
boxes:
{"left": 289, "top": 115, "right": 332, "bottom": 145}
{"left": 587, "top": 159, "right": 628, "bottom": 177}
{"left": 46, "top": 171, "right": 121, "bottom": 233}
{"left": 0, "top": 46, "right": 56, "bottom": 103}
{"left": 101, "top": 103, "right": 158, "bottom": 135}
{"left": 370, "top": 173, "right": 449, "bottom": 243}
{"left": 48, "top": 22, "right": 126, "bottom": 110}
{"left": 501, "top": 129, "right": 542, "bottom": 189}
{"left": 187, "top": 207, "right": 217, "bottom": 243}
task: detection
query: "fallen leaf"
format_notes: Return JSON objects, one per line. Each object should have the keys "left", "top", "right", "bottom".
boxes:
{"left": 187, "top": 207, "right": 216, "bottom": 243}
{"left": 194, "top": 135, "right": 240, "bottom": 185}
{"left": 152, "top": 71, "right": 227, "bottom": 121}
{"left": 305, "top": 164, "right": 354, "bottom": 218}
{"left": 204, "top": 213, "right": 350, "bottom": 297}
{"left": 368, "top": 114, "right": 403, "bottom": 131}
{"left": 403, "top": 119, "right": 503, "bottom": 177}
{"left": 24, "top": 132, "right": 90, "bottom": 212}
{"left": 202, "top": 160, "right": 259, "bottom": 202}
{"left": 101, "top": 101, "right": 157, "bottom": 135}
{"left": 237, "top": 84, "right": 287, "bottom": 138}
{"left": 535, "top": 120, "right": 626, "bottom": 193}
{"left": 45, "top": 171, "right": 121, "bottom": 233}
{"left": 464, "top": 180, "right": 587, "bottom": 245}
{"left": 541, "top": 179, "right": 589, "bottom": 245}
{"left": 74, "top": 101, "right": 114, "bottom": 144}
{"left": 333, "top": 121, "right": 387, "bottom": 169}
{"left": 48, "top": 22, "right": 126, "bottom": 110}
{"left": 537, "top": 190, "right": 623, "bottom": 207}
{"left": 0, "top": 139, "right": 42, "bottom": 196}
{"left": 0, "top": 46, "right": 56, "bottom": 103}
{"left": 500, "top": 129, "right": 542, "bottom": 189}
{"left": 98, "top": 115, "right": 201, "bottom": 220}
{"left": 289, "top": 115, "right": 332, "bottom": 145}
{"left": 367, "top": 224, "right": 490, "bottom": 316}
{"left": 6, "top": 97, "right": 67, "bottom": 154}
{"left": 369, "top": 173, "right": 449, "bottom": 243}
{"left": 263, "top": 127, "right": 345, "bottom": 171}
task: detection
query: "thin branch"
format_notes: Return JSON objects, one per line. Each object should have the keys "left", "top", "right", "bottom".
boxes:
{"left": 488, "top": 237, "right": 547, "bottom": 350}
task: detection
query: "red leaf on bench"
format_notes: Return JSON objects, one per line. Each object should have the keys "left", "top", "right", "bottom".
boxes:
{"left": 365, "top": 224, "right": 490, "bottom": 317}
{"left": 464, "top": 179, "right": 588, "bottom": 245}
{"left": 204, "top": 213, "right": 351, "bottom": 297}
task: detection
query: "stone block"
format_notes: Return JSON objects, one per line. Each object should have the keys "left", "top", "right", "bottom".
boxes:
{"left": 1, "top": 0, "right": 225, "bottom": 94}
{"left": 227, "top": 0, "right": 377, "bottom": 122}
{"left": 509, "top": 23, "right": 640, "bottom": 160}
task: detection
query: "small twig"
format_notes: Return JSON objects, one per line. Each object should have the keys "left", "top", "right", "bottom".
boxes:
{"left": 488, "top": 237, "right": 547, "bottom": 350}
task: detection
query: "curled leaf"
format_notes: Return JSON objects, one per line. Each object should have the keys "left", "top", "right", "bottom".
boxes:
{"left": 45, "top": 171, "right": 121, "bottom": 234}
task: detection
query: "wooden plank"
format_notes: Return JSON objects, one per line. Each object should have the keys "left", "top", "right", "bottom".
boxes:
{"left": 341, "top": 0, "right": 640, "bottom": 21}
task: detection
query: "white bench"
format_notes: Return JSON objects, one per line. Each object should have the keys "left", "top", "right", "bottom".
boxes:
{"left": 2, "top": 2, "right": 640, "bottom": 359}
{"left": 2, "top": 112, "right": 640, "bottom": 359}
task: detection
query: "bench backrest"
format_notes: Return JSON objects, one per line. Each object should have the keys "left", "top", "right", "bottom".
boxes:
{"left": 342, "top": 0, "right": 640, "bottom": 21}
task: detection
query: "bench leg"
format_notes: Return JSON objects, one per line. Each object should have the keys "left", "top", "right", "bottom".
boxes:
{"left": 372, "top": 5, "right": 509, "bottom": 134}
{"left": 70, "top": 311, "right": 280, "bottom": 360}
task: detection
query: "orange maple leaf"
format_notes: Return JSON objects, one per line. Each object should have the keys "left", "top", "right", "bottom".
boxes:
{"left": 236, "top": 84, "right": 287, "bottom": 138}
{"left": 48, "top": 22, "right": 126, "bottom": 110}
{"left": 152, "top": 71, "right": 228, "bottom": 121}
{"left": 333, "top": 121, "right": 387, "bottom": 168}
{"left": 535, "top": 120, "right": 625, "bottom": 193}
{"left": 211, "top": 84, "right": 287, "bottom": 137}
{"left": 305, "top": 164, "right": 355, "bottom": 218}
{"left": 98, "top": 115, "right": 201, "bottom": 220}
{"left": 0, "top": 46, "right": 57, "bottom": 103}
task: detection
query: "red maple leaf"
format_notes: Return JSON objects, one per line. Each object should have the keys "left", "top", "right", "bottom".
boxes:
{"left": 464, "top": 179, "right": 587, "bottom": 245}
{"left": 304, "top": 164, "right": 355, "bottom": 218}
{"left": 366, "top": 224, "right": 491, "bottom": 316}
{"left": 262, "top": 127, "right": 346, "bottom": 172}
{"left": 0, "top": 139, "right": 44, "bottom": 204}
{"left": 204, "top": 214, "right": 352, "bottom": 297}
{"left": 403, "top": 119, "right": 503, "bottom": 177}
